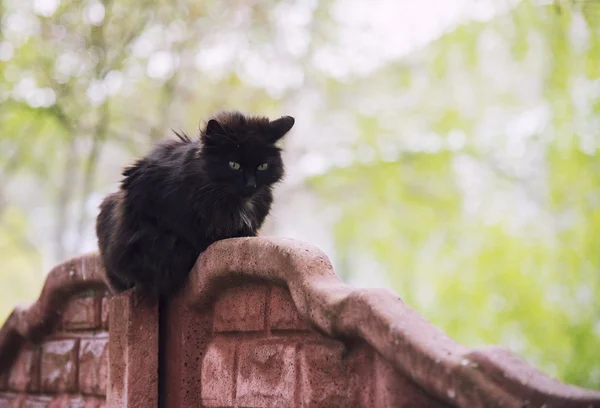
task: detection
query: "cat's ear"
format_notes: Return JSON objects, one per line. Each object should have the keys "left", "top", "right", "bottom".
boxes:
{"left": 202, "top": 119, "right": 228, "bottom": 146}
{"left": 205, "top": 119, "right": 226, "bottom": 136}
{"left": 268, "top": 116, "right": 295, "bottom": 143}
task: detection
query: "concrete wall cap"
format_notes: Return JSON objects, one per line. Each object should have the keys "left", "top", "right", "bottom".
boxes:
{"left": 0, "top": 254, "right": 107, "bottom": 370}
{"left": 183, "top": 237, "right": 600, "bottom": 408}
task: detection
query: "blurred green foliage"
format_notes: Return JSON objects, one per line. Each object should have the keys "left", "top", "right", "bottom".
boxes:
{"left": 0, "top": 0, "right": 598, "bottom": 390}
{"left": 310, "top": 1, "right": 600, "bottom": 388}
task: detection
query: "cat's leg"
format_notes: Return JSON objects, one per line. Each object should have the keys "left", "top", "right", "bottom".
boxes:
{"left": 107, "top": 236, "right": 160, "bottom": 303}
{"left": 149, "top": 233, "right": 199, "bottom": 297}
{"left": 105, "top": 267, "right": 134, "bottom": 294}
{"left": 114, "top": 222, "right": 199, "bottom": 298}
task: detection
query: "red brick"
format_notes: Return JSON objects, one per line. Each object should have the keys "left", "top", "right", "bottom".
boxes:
{"left": 1, "top": 394, "right": 26, "bottom": 407}
{"left": 161, "top": 293, "right": 213, "bottom": 408}
{"left": 79, "top": 338, "right": 108, "bottom": 396}
{"left": 84, "top": 397, "right": 107, "bottom": 408}
{"left": 7, "top": 346, "right": 40, "bottom": 392}
{"left": 48, "top": 396, "right": 106, "bottom": 408}
{"left": 374, "top": 352, "right": 444, "bottom": 407}
{"left": 85, "top": 397, "right": 107, "bottom": 408}
{"left": 48, "top": 395, "right": 71, "bottom": 408}
{"left": 40, "top": 339, "right": 79, "bottom": 393}
{"left": 213, "top": 284, "right": 268, "bottom": 332}
{"left": 107, "top": 290, "right": 159, "bottom": 408}
{"left": 200, "top": 341, "right": 236, "bottom": 407}
{"left": 236, "top": 341, "right": 296, "bottom": 407}
{"left": 269, "top": 286, "right": 310, "bottom": 331}
{"left": 101, "top": 297, "right": 109, "bottom": 330}
{"left": 299, "top": 342, "right": 373, "bottom": 408}
{"left": 62, "top": 296, "right": 100, "bottom": 331}
{"left": 22, "top": 395, "right": 53, "bottom": 407}
{"left": 0, "top": 371, "right": 7, "bottom": 390}
{"left": 0, "top": 392, "right": 19, "bottom": 406}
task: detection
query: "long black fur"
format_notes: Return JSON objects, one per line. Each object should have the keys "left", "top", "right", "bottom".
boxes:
{"left": 95, "top": 111, "right": 295, "bottom": 298}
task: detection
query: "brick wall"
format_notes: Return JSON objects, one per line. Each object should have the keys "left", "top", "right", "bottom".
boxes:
{"left": 157, "top": 237, "right": 600, "bottom": 408}
{"left": 0, "top": 290, "right": 109, "bottom": 407}
{"left": 2, "top": 238, "right": 600, "bottom": 408}
{"left": 159, "top": 283, "right": 442, "bottom": 407}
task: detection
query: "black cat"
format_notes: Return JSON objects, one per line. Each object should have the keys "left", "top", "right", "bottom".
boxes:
{"left": 95, "top": 111, "right": 294, "bottom": 298}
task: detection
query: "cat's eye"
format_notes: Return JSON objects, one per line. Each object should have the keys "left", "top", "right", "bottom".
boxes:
{"left": 229, "top": 161, "right": 241, "bottom": 170}
{"left": 257, "top": 163, "right": 269, "bottom": 171}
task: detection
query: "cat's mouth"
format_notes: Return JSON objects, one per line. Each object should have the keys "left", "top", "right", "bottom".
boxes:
{"left": 221, "top": 184, "right": 260, "bottom": 199}
{"left": 240, "top": 186, "right": 258, "bottom": 198}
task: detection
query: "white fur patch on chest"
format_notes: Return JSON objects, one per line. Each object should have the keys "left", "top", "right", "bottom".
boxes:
{"left": 239, "top": 199, "right": 255, "bottom": 230}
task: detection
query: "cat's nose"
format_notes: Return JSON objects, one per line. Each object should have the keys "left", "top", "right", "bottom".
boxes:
{"left": 244, "top": 174, "right": 256, "bottom": 189}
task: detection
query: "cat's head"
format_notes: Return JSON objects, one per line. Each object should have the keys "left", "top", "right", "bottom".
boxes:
{"left": 198, "top": 111, "right": 294, "bottom": 198}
